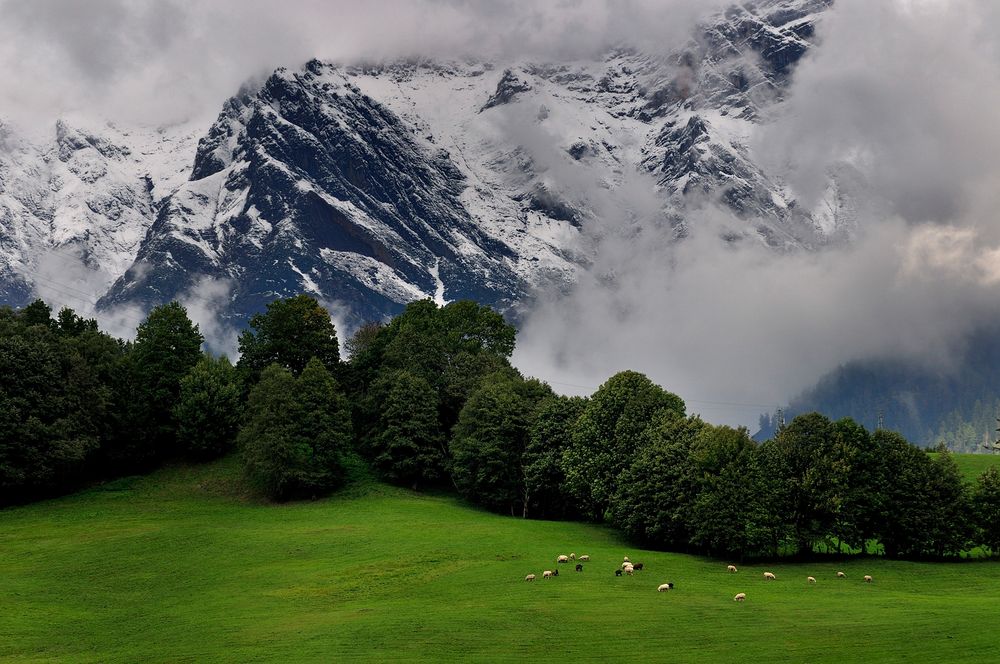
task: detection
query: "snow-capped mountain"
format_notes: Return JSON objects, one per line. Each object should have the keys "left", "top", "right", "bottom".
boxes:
{"left": 0, "top": 0, "right": 845, "bottom": 327}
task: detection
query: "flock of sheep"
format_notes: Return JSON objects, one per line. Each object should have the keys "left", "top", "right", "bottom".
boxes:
{"left": 729, "top": 565, "right": 873, "bottom": 602}
{"left": 524, "top": 554, "right": 874, "bottom": 602}
{"left": 524, "top": 553, "right": 671, "bottom": 590}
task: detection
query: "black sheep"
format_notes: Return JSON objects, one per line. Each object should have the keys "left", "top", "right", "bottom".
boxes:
{"left": 634, "top": 563, "right": 644, "bottom": 571}
{"left": 575, "top": 563, "right": 583, "bottom": 572}
{"left": 615, "top": 569, "right": 622, "bottom": 577}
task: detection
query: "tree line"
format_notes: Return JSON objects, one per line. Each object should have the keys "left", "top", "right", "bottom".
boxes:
{"left": 3, "top": 296, "right": 1000, "bottom": 561}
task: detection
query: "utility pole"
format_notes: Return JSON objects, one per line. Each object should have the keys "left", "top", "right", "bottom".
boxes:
{"left": 876, "top": 409, "right": 884, "bottom": 431}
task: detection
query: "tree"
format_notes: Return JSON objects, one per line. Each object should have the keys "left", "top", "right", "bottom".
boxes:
{"left": 772, "top": 412, "right": 850, "bottom": 555}
{"left": 239, "top": 360, "right": 352, "bottom": 501}
{"left": 348, "top": 299, "right": 517, "bottom": 448}
{"left": 608, "top": 413, "right": 702, "bottom": 547}
{"left": 689, "top": 427, "right": 769, "bottom": 559}
{"left": 295, "top": 357, "right": 354, "bottom": 492}
{"left": 523, "top": 395, "right": 588, "bottom": 519}
{"left": 563, "top": 371, "right": 686, "bottom": 520}
{"left": 450, "top": 374, "right": 552, "bottom": 515}
{"left": 0, "top": 306, "right": 124, "bottom": 503}
{"left": 173, "top": 355, "right": 243, "bottom": 460}
{"left": 127, "top": 302, "right": 204, "bottom": 466}
{"left": 924, "top": 450, "right": 973, "bottom": 557}
{"left": 237, "top": 295, "right": 340, "bottom": 384}
{"left": 20, "top": 299, "right": 54, "bottom": 328}
{"left": 878, "top": 430, "right": 934, "bottom": 558}
{"left": 972, "top": 465, "right": 1000, "bottom": 555}
{"left": 369, "top": 370, "right": 446, "bottom": 489}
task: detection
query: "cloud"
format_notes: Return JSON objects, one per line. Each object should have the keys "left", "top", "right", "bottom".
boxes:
{"left": 754, "top": 0, "right": 1000, "bottom": 226}
{"left": 0, "top": 0, "right": 724, "bottom": 128}
{"left": 514, "top": 0, "right": 1000, "bottom": 427}
{"left": 179, "top": 276, "right": 240, "bottom": 358}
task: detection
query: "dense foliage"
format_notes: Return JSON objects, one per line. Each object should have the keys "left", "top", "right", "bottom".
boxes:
{"left": 4, "top": 294, "right": 1000, "bottom": 562}
{"left": 239, "top": 359, "right": 353, "bottom": 500}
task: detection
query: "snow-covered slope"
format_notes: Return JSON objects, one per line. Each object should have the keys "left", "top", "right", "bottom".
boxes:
{"left": 0, "top": 0, "right": 849, "bottom": 325}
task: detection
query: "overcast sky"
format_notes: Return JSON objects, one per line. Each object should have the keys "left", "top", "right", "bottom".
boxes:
{"left": 5, "top": 0, "right": 1000, "bottom": 428}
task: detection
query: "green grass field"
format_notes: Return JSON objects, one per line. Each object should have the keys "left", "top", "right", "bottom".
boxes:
{"left": 931, "top": 451, "right": 1000, "bottom": 482}
{"left": 3, "top": 457, "right": 1000, "bottom": 663}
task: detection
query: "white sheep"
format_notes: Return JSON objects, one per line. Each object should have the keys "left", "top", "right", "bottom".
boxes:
{"left": 807, "top": 576, "right": 816, "bottom": 584}
{"left": 557, "top": 555, "right": 569, "bottom": 564}
{"left": 763, "top": 571, "right": 776, "bottom": 580}
{"left": 864, "top": 575, "right": 873, "bottom": 583}
{"left": 657, "top": 583, "right": 672, "bottom": 592}
{"left": 525, "top": 574, "right": 536, "bottom": 582}
{"left": 734, "top": 592, "right": 747, "bottom": 602}
{"left": 543, "top": 570, "right": 555, "bottom": 579}
{"left": 624, "top": 564, "right": 634, "bottom": 576}
{"left": 727, "top": 565, "right": 738, "bottom": 573}
{"left": 836, "top": 571, "right": 846, "bottom": 578}
{"left": 579, "top": 555, "right": 590, "bottom": 562}
{"left": 569, "top": 553, "right": 576, "bottom": 560}
{"left": 623, "top": 556, "right": 630, "bottom": 563}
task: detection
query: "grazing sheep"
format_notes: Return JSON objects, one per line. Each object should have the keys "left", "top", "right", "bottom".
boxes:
{"left": 734, "top": 592, "right": 747, "bottom": 602}
{"left": 727, "top": 565, "right": 738, "bottom": 573}
{"left": 575, "top": 563, "right": 583, "bottom": 572}
{"left": 615, "top": 569, "right": 623, "bottom": 577}
{"left": 807, "top": 576, "right": 816, "bottom": 584}
{"left": 579, "top": 555, "right": 590, "bottom": 562}
{"left": 552, "top": 569, "right": 559, "bottom": 576}
{"left": 836, "top": 571, "right": 846, "bottom": 578}
{"left": 624, "top": 565, "right": 634, "bottom": 576}
{"left": 623, "top": 556, "right": 631, "bottom": 563}
{"left": 525, "top": 574, "right": 536, "bottom": 582}
{"left": 657, "top": 583, "right": 672, "bottom": 592}
{"left": 557, "top": 555, "right": 569, "bottom": 564}
{"left": 622, "top": 561, "right": 631, "bottom": 569}
{"left": 634, "top": 563, "right": 644, "bottom": 571}
{"left": 543, "top": 570, "right": 554, "bottom": 579}
{"left": 864, "top": 575, "right": 873, "bottom": 583}
{"left": 570, "top": 553, "right": 576, "bottom": 560}
{"left": 763, "top": 572, "right": 776, "bottom": 580}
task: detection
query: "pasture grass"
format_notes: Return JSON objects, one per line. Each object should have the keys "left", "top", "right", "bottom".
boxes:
{"left": 2, "top": 457, "right": 999, "bottom": 662}
{"left": 933, "top": 451, "right": 1000, "bottom": 482}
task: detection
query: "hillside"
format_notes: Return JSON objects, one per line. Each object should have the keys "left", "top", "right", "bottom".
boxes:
{"left": 2, "top": 457, "right": 999, "bottom": 663}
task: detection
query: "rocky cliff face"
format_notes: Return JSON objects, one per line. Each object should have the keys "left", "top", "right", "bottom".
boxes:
{"left": 0, "top": 0, "right": 845, "bottom": 326}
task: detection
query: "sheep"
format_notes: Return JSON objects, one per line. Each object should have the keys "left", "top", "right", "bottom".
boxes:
{"left": 557, "top": 555, "right": 569, "bottom": 564}
{"left": 727, "top": 565, "right": 738, "bottom": 573}
{"left": 615, "top": 569, "right": 623, "bottom": 577}
{"left": 552, "top": 569, "right": 559, "bottom": 576}
{"left": 836, "top": 571, "right": 846, "bottom": 578}
{"left": 570, "top": 553, "right": 576, "bottom": 560}
{"left": 623, "top": 556, "right": 630, "bottom": 563}
{"left": 734, "top": 592, "right": 747, "bottom": 602}
{"left": 575, "top": 563, "right": 583, "bottom": 572}
{"left": 579, "top": 555, "right": 590, "bottom": 562}
{"left": 807, "top": 576, "right": 816, "bottom": 584}
{"left": 525, "top": 574, "right": 536, "bottom": 582}
{"left": 624, "top": 565, "right": 634, "bottom": 576}
{"left": 543, "top": 570, "right": 554, "bottom": 579}
{"left": 864, "top": 575, "right": 873, "bottom": 583}
{"left": 763, "top": 571, "right": 776, "bottom": 580}
{"left": 633, "top": 563, "right": 644, "bottom": 571}
{"left": 657, "top": 583, "right": 672, "bottom": 592}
